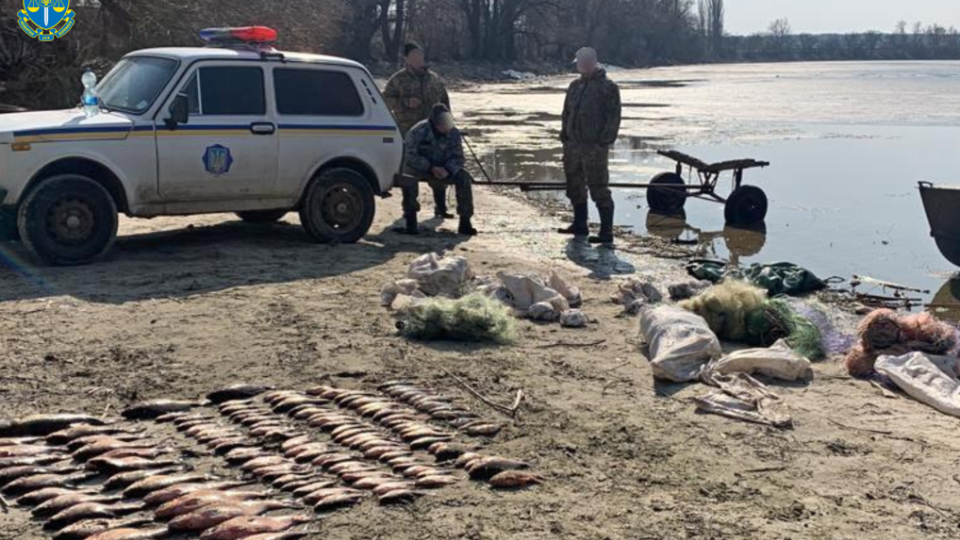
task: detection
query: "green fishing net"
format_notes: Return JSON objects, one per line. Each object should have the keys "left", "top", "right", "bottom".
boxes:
{"left": 400, "top": 293, "right": 518, "bottom": 344}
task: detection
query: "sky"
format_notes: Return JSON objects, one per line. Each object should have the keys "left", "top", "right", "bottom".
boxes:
{"left": 725, "top": 0, "right": 960, "bottom": 35}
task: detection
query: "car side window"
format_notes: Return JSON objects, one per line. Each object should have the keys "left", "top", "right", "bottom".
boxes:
{"left": 180, "top": 66, "right": 266, "bottom": 116}
{"left": 274, "top": 68, "right": 364, "bottom": 116}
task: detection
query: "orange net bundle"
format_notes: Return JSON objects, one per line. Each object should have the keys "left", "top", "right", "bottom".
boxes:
{"left": 845, "top": 309, "right": 959, "bottom": 377}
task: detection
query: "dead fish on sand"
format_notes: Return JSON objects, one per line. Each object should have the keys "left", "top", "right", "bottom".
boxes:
{"left": 3, "top": 471, "right": 97, "bottom": 497}
{"left": 488, "top": 471, "right": 544, "bottom": 489}
{"left": 124, "top": 473, "right": 209, "bottom": 498}
{"left": 155, "top": 490, "right": 269, "bottom": 520}
{"left": 18, "top": 487, "right": 98, "bottom": 507}
{"left": 102, "top": 466, "right": 184, "bottom": 492}
{"left": 0, "top": 414, "right": 106, "bottom": 437}
{"left": 199, "top": 516, "right": 312, "bottom": 540}
{"left": 33, "top": 493, "right": 122, "bottom": 518}
{"left": 86, "top": 528, "right": 168, "bottom": 540}
{"left": 45, "top": 502, "right": 145, "bottom": 531}
{"left": 466, "top": 457, "right": 531, "bottom": 481}
{"left": 122, "top": 401, "right": 201, "bottom": 420}
{"left": 86, "top": 456, "right": 180, "bottom": 475}
{"left": 47, "top": 425, "right": 142, "bottom": 446}
{"left": 168, "top": 501, "right": 299, "bottom": 532}
{"left": 53, "top": 518, "right": 155, "bottom": 540}
{"left": 207, "top": 384, "right": 273, "bottom": 404}
{"left": 144, "top": 480, "right": 257, "bottom": 506}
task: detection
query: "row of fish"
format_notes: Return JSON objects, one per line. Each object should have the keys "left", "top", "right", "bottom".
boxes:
{"left": 376, "top": 380, "right": 504, "bottom": 438}
{"left": 300, "top": 385, "right": 543, "bottom": 489}
{"left": 0, "top": 416, "right": 312, "bottom": 540}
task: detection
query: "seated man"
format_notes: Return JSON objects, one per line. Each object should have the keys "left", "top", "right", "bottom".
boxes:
{"left": 397, "top": 104, "right": 477, "bottom": 236}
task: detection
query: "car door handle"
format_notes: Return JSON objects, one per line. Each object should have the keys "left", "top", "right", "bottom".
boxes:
{"left": 250, "top": 123, "right": 276, "bottom": 135}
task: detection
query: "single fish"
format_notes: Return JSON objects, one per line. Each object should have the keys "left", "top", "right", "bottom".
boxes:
{"left": 33, "top": 493, "right": 122, "bottom": 519}
{"left": 53, "top": 518, "right": 156, "bottom": 540}
{"left": 372, "top": 481, "right": 416, "bottom": 496}
{"left": 68, "top": 435, "right": 143, "bottom": 453}
{"left": 206, "top": 385, "right": 272, "bottom": 405}
{"left": 242, "top": 532, "right": 309, "bottom": 540}
{"left": 3, "top": 472, "right": 95, "bottom": 497}
{"left": 144, "top": 480, "right": 256, "bottom": 506}
{"left": 0, "top": 444, "right": 63, "bottom": 458}
{"left": 350, "top": 475, "right": 401, "bottom": 490}
{"left": 124, "top": 473, "right": 208, "bottom": 498}
{"left": 301, "top": 488, "right": 361, "bottom": 506}
{"left": 0, "top": 414, "right": 106, "bottom": 437}
{"left": 464, "top": 424, "right": 502, "bottom": 437}
{"left": 239, "top": 456, "right": 288, "bottom": 472}
{"left": 73, "top": 439, "right": 152, "bottom": 462}
{"left": 155, "top": 490, "right": 268, "bottom": 520}
{"left": 86, "top": 527, "right": 168, "bottom": 540}
{"left": 487, "top": 470, "right": 544, "bottom": 489}
{"left": 0, "top": 454, "right": 66, "bottom": 468}
{"left": 168, "top": 500, "right": 298, "bottom": 532}
{"left": 86, "top": 456, "right": 179, "bottom": 475}
{"left": 378, "top": 489, "right": 422, "bottom": 506}
{"left": 45, "top": 501, "right": 144, "bottom": 531}
{"left": 290, "top": 480, "right": 339, "bottom": 498}
{"left": 428, "top": 443, "right": 469, "bottom": 461}
{"left": 18, "top": 487, "right": 97, "bottom": 507}
{"left": 102, "top": 466, "right": 184, "bottom": 492}
{"left": 466, "top": 457, "right": 530, "bottom": 480}
{"left": 47, "top": 425, "right": 139, "bottom": 446}
{"left": 121, "top": 400, "right": 200, "bottom": 421}
{"left": 415, "top": 475, "right": 459, "bottom": 489}
{"left": 199, "top": 515, "right": 312, "bottom": 540}
{"left": 0, "top": 463, "right": 78, "bottom": 488}
{"left": 313, "top": 492, "right": 365, "bottom": 512}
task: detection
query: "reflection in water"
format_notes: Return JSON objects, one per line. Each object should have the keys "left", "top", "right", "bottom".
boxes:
{"left": 565, "top": 239, "right": 636, "bottom": 279}
{"left": 645, "top": 212, "right": 767, "bottom": 264}
{"left": 930, "top": 279, "right": 960, "bottom": 321}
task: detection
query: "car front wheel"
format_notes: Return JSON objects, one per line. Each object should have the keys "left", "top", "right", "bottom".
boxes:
{"left": 299, "top": 168, "right": 376, "bottom": 244}
{"left": 17, "top": 174, "right": 119, "bottom": 266}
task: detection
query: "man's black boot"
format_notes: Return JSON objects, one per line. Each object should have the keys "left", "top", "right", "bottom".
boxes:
{"left": 558, "top": 204, "right": 589, "bottom": 235}
{"left": 393, "top": 214, "right": 420, "bottom": 235}
{"left": 458, "top": 217, "right": 478, "bottom": 236}
{"left": 589, "top": 205, "right": 615, "bottom": 245}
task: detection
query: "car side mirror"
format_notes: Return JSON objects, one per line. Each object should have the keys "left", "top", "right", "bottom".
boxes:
{"left": 165, "top": 93, "right": 189, "bottom": 130}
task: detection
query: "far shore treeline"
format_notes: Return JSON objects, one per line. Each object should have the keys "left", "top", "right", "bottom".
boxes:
{"left": 1, "top": 0, "right": 959, "bottom": 110}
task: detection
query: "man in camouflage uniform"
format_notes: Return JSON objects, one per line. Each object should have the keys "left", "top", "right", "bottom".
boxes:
{"left": 396, "top": 104, "right": 477, "bottom": 237}
{"left": 384, "top": 43, "right": 455, "bottom": 220}
{"left": 559, "top": 47, "right": 622, "bottom": 244}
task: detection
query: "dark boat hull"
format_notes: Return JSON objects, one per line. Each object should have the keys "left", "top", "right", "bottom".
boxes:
{"left": 919, "top": 182, "right": 960, "bottom": 267}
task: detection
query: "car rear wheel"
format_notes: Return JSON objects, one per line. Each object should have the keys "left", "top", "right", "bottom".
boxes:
{"left": 236, "top": 210, "right": 288, "bottom": 224}
{"left": 17, "top": 174, "right": 118, "bottom": 266}
{"left": 299, "top": 168, "right": 376, "bottom": 244}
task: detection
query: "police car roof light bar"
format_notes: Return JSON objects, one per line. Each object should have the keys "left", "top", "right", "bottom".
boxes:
{"left": 199, "top": 26, "right": 278, "bottom": 45}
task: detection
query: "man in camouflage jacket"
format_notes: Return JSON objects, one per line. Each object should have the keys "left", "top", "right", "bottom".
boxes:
{"left": 396, "top": 104, "right": 477, "bottom": 237}
{"left": 559, "top": 47, "right": 622, "bottom": 244}
{"left": 384, "top": 43, "right": 455, "bottom": 219}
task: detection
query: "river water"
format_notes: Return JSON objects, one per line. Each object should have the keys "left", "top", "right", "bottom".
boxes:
{"left": 452, "top": 61, "right": 960, "bottom": 306}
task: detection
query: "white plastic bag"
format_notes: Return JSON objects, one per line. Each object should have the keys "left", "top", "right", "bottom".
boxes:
{"left": 875, "top": 352, "right": 960, "bottom": 418}
{"left": 640, "top": 306, "right": 722, "bottom": 382}
{"left": 701, "top": 340, "right": 813, "bottom": 383}
{"left": 407, "top": 253, "right": 474, "bottom": 297}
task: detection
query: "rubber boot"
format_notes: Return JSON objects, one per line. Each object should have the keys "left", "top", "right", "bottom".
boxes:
{"left": 589, "top": 205, "right": 615, "bottom": 245}
{"left": 393, "top": 214, "right": 420, "bottom": 235}
{"left": 558, "top": 204, "right": 589, "bottom": 235}
{"left": 434, "top": 189, "right": 454, "bottom": 219}
{"left": 458, "top": 216, "right": 478, "bottom": 236}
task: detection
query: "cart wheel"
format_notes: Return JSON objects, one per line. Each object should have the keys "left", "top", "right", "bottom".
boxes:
{"left": 725, "top": 185, "right": 768, "bottom": 225}
{"left": 647, "top": 173, "right": 687, "bottom": 215}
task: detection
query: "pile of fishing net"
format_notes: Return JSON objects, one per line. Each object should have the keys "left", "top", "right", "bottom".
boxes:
{"left": 680, "top": 280, "right": 826, "bottom": 360}
{"left": 398, "top": 293, "right": 518, "bottom": 344}
{"left": 382, "top": 253, "right": 586, "bottom": 341}
{"left": 845, "top": 309, "right": 959, "bottom": 378}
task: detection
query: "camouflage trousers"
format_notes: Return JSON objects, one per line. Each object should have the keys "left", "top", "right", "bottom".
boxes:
{"left": 562, "top": 143, "right": 613, "bottom": 209}
{"left": 400, "top": 169, "right": 474, "bottom": 219}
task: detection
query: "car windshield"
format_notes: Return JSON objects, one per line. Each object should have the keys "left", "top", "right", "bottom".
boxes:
{"left": 97, "top": 56, "right": 179, "bottom": 114}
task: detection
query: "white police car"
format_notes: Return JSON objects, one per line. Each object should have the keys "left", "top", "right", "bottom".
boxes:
{"left": 0, "top": 27, "right": 403, "bottom": 265}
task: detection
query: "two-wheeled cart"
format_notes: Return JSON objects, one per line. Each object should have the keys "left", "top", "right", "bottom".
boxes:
{"left": 474, "top": 150, "right": 771, "bottom": 225}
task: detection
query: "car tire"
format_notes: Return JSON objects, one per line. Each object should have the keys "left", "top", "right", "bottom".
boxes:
{"left": 17, "top": 174, "right": 118, "bottom": 266}
{"left": 299, "top": 168, "right": 376, "bottom": 244}
{"left": 236, "top": 210, "right": 288, "bottom": 224}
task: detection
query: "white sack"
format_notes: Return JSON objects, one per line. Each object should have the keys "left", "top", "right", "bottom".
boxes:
{"left": 701, "top": 340, "right": 813, "bottom": 383}
{"left": 875, "top": 352, "right": 960, "bottom": 418}
{"left": 639, "top": 305, "right": 722, "bottom": 382}
{"left": 407, "top": 253, "right": 474, "bottom": 297}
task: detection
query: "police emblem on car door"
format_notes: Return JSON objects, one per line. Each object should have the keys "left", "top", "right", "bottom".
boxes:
{"left": 203, "top": 145, "right": 234, "bottom": 176}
